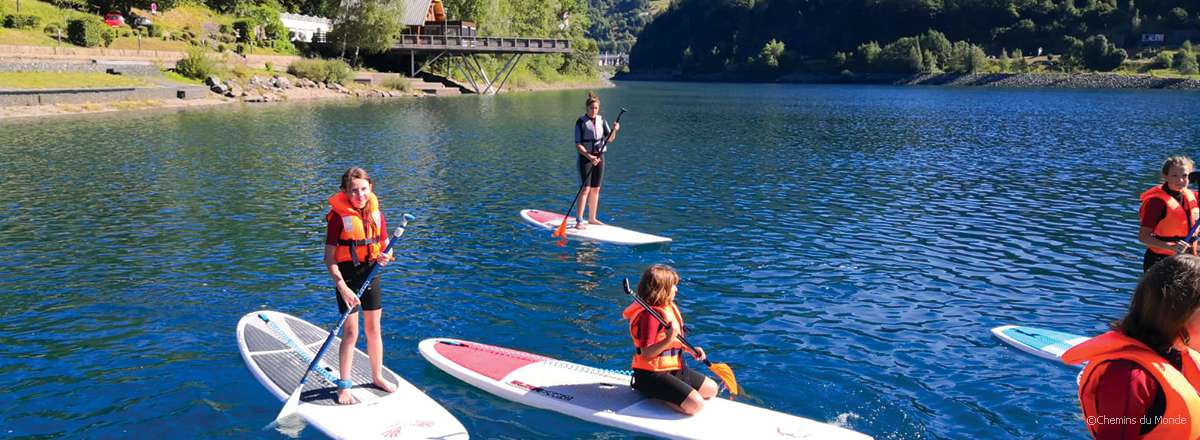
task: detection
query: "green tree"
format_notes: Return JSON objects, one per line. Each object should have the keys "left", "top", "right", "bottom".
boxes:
{"left": 753, "top": 38, "right": 786, "bottom": 70}
{"left": 1012, "top": 48, "right": 1029, "bottom": 72}
{"left": 855, "top": 41, "right": 881, "bottom": 71}
{"left": 1060, "top": 36, "right": 1085, "bottom": 72}
{"left": 1082, "top": 34, "right": 1126, "bottom": 71}
{"left": 328, "top": 0, "right": 404, "bottom": 64}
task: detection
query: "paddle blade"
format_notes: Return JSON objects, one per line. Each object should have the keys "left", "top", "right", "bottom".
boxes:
{"left": 266, "top": 387, "right": 304, "bottom": 431}
{"left": 552, "top": 221, "right": 567, "bottom": 239}
{"left": 556, "top": 236, "right": 568, "bottom": 247}
{"left": 707, "top": 362, "right": 739, "bottom": 397}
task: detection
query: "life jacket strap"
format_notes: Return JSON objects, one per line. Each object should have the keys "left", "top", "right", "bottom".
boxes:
{"left": 337, "top": 237, "right": 381, "bottom": 266}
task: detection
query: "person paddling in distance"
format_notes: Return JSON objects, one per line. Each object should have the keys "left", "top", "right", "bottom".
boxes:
{"left": 573, "top": 91, "right": 620, "bottom": 230}
{"left": 622, "top": 264, "right": 718, "bottom": 415}
{"left": 324, "top": 167, "right": 397, "bottom": 405}
{"left": 1063, "top": 254, "right": 1200, "bottom": 440}
{"left": 1139, "top": 156, "right": 1199, "bottom": 272}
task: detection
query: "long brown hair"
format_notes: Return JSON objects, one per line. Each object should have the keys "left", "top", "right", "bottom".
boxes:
{"left": 339, "top": 167, "right": 372, "bottom": 191}
{"left": 637, "top": 264, "right": 679, "bottom": 307}
{"left": 1117, "top": 254, "right": 1200, "bottom": 353}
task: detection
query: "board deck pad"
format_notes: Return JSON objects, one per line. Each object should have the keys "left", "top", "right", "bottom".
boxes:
{"left": 991, "top": 325, "right": 1090, "bottom": 363}
{"left": 238, "top": 311, "right": 469, "bottom": 439}
{"left": 520, "top": 209, "right": 672, "bottom": 246}
{"left": 420, "top": 338, "right": 872, "bottom": 440}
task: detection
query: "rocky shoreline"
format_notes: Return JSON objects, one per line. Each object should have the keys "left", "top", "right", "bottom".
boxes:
{"left": 618, "top": 71, "right": 1200, "bottom": 90}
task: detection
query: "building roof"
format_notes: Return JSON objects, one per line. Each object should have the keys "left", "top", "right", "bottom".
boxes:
{"left": 279, "top": 13, "right": 332, "bottom": 25}
{"left": 399, "top": 0, "right": 433, "bottom": 26}
{"left": 334, "top": 0, "right": 430, "bottom": 26}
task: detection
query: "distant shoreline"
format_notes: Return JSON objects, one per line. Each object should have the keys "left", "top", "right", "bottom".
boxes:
{"left": 0, "top": 77, "right": 613, "bottom": 121}
{"left": 616, "top": 71, "right": 1200, "bottom": 90}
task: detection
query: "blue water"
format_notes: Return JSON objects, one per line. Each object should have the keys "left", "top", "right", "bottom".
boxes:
{"left": 2, "top": 82, "right": 1199, "bottom": 439}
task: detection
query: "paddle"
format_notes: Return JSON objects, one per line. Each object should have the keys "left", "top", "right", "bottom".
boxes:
{"left": 268, "top": 212, "right": 415, "bottom": 429}
{"left": 622, "top": 278, "right": 740, "bottom": 397}
{"left": 552, "top": 107, "right": 628, "bottom": 246}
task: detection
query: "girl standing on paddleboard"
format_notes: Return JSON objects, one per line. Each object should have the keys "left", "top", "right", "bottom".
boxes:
{"left": 573, "top": 91, "right": 620, "bottom": 230}
{"left": 623, "top": 264, "right": 718, "bottom": 415}
{"left": 1063, "top": 254, "right": 1200, "bottom": 439}
{"left": 324, "top": 167, "right": 397, "bottom": 404}
{"left": 1138, "top": 156, "right": 1198, "bottom": 272}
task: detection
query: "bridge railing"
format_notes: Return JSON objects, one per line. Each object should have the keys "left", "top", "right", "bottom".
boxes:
{"left": 311, "top": 33, "right": 570, "bottom": 52}
{"left": 396, "top": 35, "right": 571, "bottom": 51}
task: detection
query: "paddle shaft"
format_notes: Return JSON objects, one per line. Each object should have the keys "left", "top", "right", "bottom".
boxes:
{"left": 296, "top": 215, "right": 409, "bottom": 389}
{"left": 561, "top": 109, "right": 627, "bottom": 222}
{"left": 622, "top": 278, "right": 713, "bottom": 367}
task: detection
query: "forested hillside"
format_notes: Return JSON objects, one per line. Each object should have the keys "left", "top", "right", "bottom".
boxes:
{"left": 629, "top": 0, "right": 1200, "bottom": 76}
{"left": 586, "top": 0, "right": 652, "bottom": 53}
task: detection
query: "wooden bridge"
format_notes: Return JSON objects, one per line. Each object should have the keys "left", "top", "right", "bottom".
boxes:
{"left": 315, "top": 32, "right": 571, "bottom": 94}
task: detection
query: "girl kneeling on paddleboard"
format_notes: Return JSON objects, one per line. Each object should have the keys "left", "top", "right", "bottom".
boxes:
{"left": 324, "top": 167, "right": 397, "bottom": 405}
{"left": 1063, "top": 254, "right": 1200, "bottom": 440}
{"left": 623, "top": 264, "right": 718, "bottom": 415}
{"left": 573, "top": 91, "right": 619, "bottom": 230}
{"left": 1138, "top": 156, "right": 1198, "bottom": 272}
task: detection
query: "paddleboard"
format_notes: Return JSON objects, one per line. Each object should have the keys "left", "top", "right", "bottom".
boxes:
{"left": 237, "top": 310, "right": 469, "bottom": 440}
{"left": 520, "top": 209, "right": 672, "bottom": 246}
{"left": 991, "top": 325, "right": 1089, "bottom": 363}
{"left": 418, "top": 338, "right": 871, "bottom": 440}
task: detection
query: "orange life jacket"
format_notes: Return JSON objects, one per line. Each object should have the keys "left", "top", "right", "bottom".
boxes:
{"left": 327, "top": 191, "right": 382, "bottom": 265}
{"left": 1141, "top": 185, "right": 1200, "bottom": 256}
{"left": 623, "top": 301, "right": 685, "bottom": 371}
{"left": 1062, "top": 331, "right": 1200, "bottom": 440}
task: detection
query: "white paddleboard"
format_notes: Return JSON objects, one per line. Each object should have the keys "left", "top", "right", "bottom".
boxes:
{"left": 418, "top": 338, "right": 871, "bottom": 440}
{"left": 237, "top": 311, "right": 469, "bottom": 440}
{"left": 991, "top": 325, "right": 1090, "bottom": 364}
{"left": 520, "top": 209, "right": 672, "bottom": 246}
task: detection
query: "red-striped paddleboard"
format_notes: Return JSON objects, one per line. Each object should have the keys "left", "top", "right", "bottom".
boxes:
{"left": 418, "top": 338, "right": 871, "bottom": 440}
{"left": 519, "top": 209, "right": 671, "bottom": 246}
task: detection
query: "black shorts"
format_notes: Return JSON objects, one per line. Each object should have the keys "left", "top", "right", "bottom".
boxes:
{"left": 631, "top": 367, "right": 707, "bottom": 406}
{"left": 1144, "top": 249, "right": 1170, "bottom": 273}
{"left": 577, "top": 154, "right": 604, "bottom": 188}
{"left": 334, "top": 260, "right": 382, "bottom": 314}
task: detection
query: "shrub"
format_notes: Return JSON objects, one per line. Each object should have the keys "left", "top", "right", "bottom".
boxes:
{"left": 102, "top": 28, "right": 116, "bottom": 47}
{"left": 1154, "top": 51, "right": 1173, "bottom": 69}
{"left": 264, "top": 61, "right": 273, "bottom": 72}
{"left": 287, "top": 58, "right": 352, "bottom": 84}
{"left": 1178, "top": 52, "right": 1199, "bottom": 74}
{"left": 67, "top": 17, "right": 105, "bottom": 47}
{"left": 232, "top": 19, "right": 255, "bottom": 44}
{"left": 175, "top": 47, "right": 219, "bottom": 80}
{"left": 4, "top": 14, "right": 40, "bottom": 29}
{"left": 381, "top": 76, "right": 410, "bottom": 92}
{"left": 43, "top": 22, "right": 62, "bottom": 36}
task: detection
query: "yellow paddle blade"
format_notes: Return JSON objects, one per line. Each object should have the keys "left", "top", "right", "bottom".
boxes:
{"left": 708, "top": 362, "right": 739, "bottom": 397}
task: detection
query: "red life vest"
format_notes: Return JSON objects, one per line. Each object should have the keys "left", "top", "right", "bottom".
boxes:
{"left": 327, "top": 191, "right": 382, "bottom": 265}
{"left": 623, "top": 301, "right": 685, "bottom": 371}
{"left": 1140, "top": 185, "right": 1200, "bottom": 256}
{"left": 1062, "top": 331, "right": 1200, "bottom": 440}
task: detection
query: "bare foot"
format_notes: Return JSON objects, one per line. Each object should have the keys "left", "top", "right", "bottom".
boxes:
{"left": 336, "top": 387, "right": 356, "bottom": 405}
{"left": 373, "top": 377, "right": 397, "bottom": 393}
{"left": 588, "top": 219, "right": 605, "bottom": 226}
{"left": 574, "top": 220, "right": 587, "bottom": 230}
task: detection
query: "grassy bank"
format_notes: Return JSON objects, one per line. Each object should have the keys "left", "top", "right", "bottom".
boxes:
{"left": 0, "top": 71, "right": 148, "bottom": 88}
